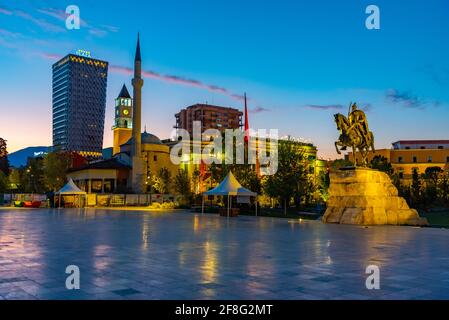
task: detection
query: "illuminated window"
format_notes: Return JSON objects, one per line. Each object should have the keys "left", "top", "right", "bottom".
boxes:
{"left": 91, "top": 180, "right": 102, "bottom": 193}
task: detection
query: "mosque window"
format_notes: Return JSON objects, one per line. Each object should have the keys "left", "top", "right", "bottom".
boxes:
{"left": 154, "top": 155, "right": 158, "bottom": 162}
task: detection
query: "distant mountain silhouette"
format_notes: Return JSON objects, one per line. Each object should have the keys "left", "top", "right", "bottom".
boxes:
{"left": 8, "top": 146, "right": 51, "bottom": 168}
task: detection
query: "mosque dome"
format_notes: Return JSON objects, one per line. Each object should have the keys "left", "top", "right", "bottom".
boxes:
{"left": 124, "top": 131, "right": 163, "bottom": 146}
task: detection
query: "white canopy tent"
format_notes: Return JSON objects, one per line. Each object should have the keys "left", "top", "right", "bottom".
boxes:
{"left": 55, "top": 178, "right": 87, "bottom": 208}
{"left": 202, "top": 171, "right": 258, "bottom": 217}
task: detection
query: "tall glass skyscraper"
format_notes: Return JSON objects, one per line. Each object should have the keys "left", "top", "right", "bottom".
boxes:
{"left": 52, "top": 53, "right": 109, "bottom": 158}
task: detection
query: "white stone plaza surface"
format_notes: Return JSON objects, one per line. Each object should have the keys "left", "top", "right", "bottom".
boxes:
{"left": 0, "top": 208, "right": 448, "bottom": 300}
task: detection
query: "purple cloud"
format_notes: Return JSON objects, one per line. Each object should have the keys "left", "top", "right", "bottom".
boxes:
{"left": 0, "top": 28, "right": 22, "bottom": 38}
{"left": 304, "top": 104, "right": 344, "bottom": 110}
{"left": 385, "top": 89, "right": 425, "bottom": 109}
{"left": 15, "top": 9, "right": 66, "bottom": 33}
{"left": 110, "top": 65, "right": 243, "bottom": 100}
{"left": 0, "top": 5, "right": 12, "bottom": 15}
{"left": 251, "top": 106, "right": 271, "bottom": 114}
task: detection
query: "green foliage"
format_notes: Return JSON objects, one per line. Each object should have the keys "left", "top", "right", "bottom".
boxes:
{"left": 370, "top": 155, "right": 393, "bottom": 175}
{"left": 263, "top": 139, "right": 312, "bottom": 212}
{"left": 154, "top": 167, "right": 172, "bottom": 194}
{"left": 410, "top": 169, "right": 423, "bottom": 207}
{"left": 6, "top": 152, "right": 72, "bottom": 194}
{"left": 0, "top": 138, "right": 9, "bottom": 176}
{"left": 191, "top": 168, "right": 201, "bottom": 194}
{"left": 43, "top": 152, "right": 72, "bottom": 192}
{"left": 438, "top": 172, "right": 449, "bottom": 205}
{"left": 0, "top": 171, "right": 8, "bottom": 193}
{"left": 364, "top": 157, "right": 449, "bottom": 209}
{"left": 8, "top": 168, "right": 22, "bottom": 192}
{"left": 318, "top": 170, "right": 330, "bottom": 202}
{"left": 174, "top": 169, "right": 191, "bottom": 204}
{"left": 22, "top": 157, "right": 45, "bottom": 193}
{"left": 331, "top": 159, "right": 352, "bottom": 170}
{"left": 145, "top": 169, "right": 156, "bottom": 193}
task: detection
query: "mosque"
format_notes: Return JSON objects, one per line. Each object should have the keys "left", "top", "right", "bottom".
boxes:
{"left": 68, "top": 35, "right": 177, "bottom": 194}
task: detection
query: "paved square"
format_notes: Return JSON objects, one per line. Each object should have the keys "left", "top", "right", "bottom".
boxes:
{"left": 0, "top": 208, "right": 448, "bottom": 300}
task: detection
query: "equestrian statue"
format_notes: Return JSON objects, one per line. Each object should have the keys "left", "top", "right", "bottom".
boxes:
{"left": 334, "top": 103, "right": 375, "bottom": 167}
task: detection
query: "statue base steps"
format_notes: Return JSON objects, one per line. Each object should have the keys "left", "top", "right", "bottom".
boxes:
{"left": 322, "top": 168, "right": 428, "bottom": 226}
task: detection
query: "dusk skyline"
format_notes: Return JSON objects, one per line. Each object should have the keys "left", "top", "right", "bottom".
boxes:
{"left": 1, "top": 0, "right": 449, "bottom": 158}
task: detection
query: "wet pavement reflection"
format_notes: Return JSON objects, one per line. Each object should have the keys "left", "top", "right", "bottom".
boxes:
{"left": 0, "top": 208, "right": 448, "bottom": 300}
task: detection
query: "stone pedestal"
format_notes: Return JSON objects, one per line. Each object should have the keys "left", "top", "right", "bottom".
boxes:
{"left": 323, "top": 168, "right": 428, "bottom": 226}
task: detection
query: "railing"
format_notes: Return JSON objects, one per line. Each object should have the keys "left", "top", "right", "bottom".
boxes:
{"left": 2, "top": 193, "right": 182, "bottom": 208}
{"left": 87, "top": 194, "right": 181, "bottom": 207}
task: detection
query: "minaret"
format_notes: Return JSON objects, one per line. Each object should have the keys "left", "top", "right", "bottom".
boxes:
{"left": 131, "top": 33, "right": 145, "bottom": 193}
{"left": 244, "top": 93, "right": 249, "bottom": 143}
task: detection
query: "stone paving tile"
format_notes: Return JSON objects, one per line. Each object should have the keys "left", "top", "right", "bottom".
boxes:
{"left": 1, "top": 208, "right": 449, "bottom": 300}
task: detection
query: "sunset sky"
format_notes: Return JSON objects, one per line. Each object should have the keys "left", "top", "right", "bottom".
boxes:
{"left": 1, "top": 0, "right": 448, "bottom": 158}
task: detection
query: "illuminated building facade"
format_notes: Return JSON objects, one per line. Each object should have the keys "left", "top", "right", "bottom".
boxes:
{"left": 175, "top": 104, "right": 243, "bottom": 137}
{"left": 347, "top": 140, "right": 449, "bottom": 181}
{"left": 112, "top": 84, "right": 133, "bottom": 156}
{"left": 52, "top": 53, "right": 108, "bottom": 158}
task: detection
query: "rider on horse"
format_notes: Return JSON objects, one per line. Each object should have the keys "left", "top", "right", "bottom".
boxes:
{"left": 340, "top": 103, "right": 370, "bottom": 150}
{"left": 348, "top": 103, "right": 369, "bottom": 143}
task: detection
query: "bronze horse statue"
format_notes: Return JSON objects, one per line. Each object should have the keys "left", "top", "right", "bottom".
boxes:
{"left": 334, "top": 113, "right": 375, "bottom": 167}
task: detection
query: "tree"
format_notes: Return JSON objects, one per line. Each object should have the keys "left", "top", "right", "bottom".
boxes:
{"left": 154, "top": 167, "right": 172, "bottom": 194}
{"left": 410, "top": 169, "right": 423, "bottom": 207}
{"left": 8, "top": 168, "right": 23, "bottom": 192}
{"left": 263, "top": 139, "right": 310, "bottom": 214}
{"left": 370, "top": 155, "right": 393, "bottom": 176}
{"left": 209, "top": 162, "right": 226, "bottom": 185}
{"left": 424, "top": 167, "right": 443, "bottom": 187}
{"left": 317, "top": 170, "right": 330, "bottom": 202}
{"left": 43, "top": 152, "right": 72, "bottom": 192}
{"left": 0, "top": 171, "right": 8, "bottom": 193}
{"left": 191, "top": 168, "right": 201, "bottom": 194}
{"left": 145, "top": 169, "right": 156, "bottom": 194}
{"left": 0, "top": 138, "right": 9, "bottom": 176}
{"left": 22, "top": 157, "right": 45, "bottom": 193}
{"left": 423, "top": 166, "right": 443, "bottom": 205}
{"left": 174, "top": 169, "right": 191, "bottom": 204}
{"left": 331, "top": 158, "right": 353, "bottom": 170}
{"left": 438, "top": 171, "right": 449, "bottom": 205}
